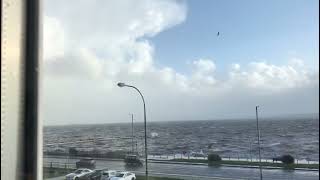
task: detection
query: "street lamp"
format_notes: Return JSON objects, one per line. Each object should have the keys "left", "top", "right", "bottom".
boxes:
{"left": 129, "top": 113, "right": 134, "bottom": 154}
{"left": 117, "top": 82, "right": 148, "bottom": 180}
{"left": 256, "top": 106, "right": 263, "bottom": 180}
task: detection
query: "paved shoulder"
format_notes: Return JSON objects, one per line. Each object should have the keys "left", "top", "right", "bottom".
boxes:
{"left": 45, "top": 176, "right": 64, "bottom": 180}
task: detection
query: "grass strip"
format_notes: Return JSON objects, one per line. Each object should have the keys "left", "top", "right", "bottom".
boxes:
{"left": 170, "top": 159, "right": 319, "bottom": 169}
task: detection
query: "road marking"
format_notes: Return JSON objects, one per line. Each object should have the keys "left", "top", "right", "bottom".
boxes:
{"left": 133, "top": 171, "right": 248, "bottom": 180}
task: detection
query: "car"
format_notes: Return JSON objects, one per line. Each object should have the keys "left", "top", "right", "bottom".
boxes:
{"left": 75, "top": 168, "right": 108, "bottom": 180}
{"left": 110, "top": 172, "right": 136, "bottom": 180}
{"left": 76, "top": 158, "right": 96, "bottom": 169}
{"left": 65, "top": 168, "right": 93, "bottom": 180}
{"left": 189, "top": 150, "right": 206, "bottom": 157}
{"left": 124, "top": 155, "right": 142, "bottom": 166}
{"left": 101, "top": 170, "right": 117, "bottom": 180}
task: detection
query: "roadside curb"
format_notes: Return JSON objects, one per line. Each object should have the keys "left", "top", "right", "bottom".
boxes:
{"left": 150, "top": 160, "right": 207, "bottom": 166}
{"left": 44, "top": 155, "right": 123, "bottom": 161}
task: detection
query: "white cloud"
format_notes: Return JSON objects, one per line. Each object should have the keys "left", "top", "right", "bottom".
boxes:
{"left": 45, "top": 48, "right": 102, "bottom": 80}
{"left": 231, "top": 63, "right": 241, "bottom": 72}
{"left": 42, "top": 0, "right": 319, "bottom": 125}
{"left": 191, "top": 59, "right": 217, "bottom": 86}
{"left": 44, "top": 0, "right": 187, "bottom": 50}
{"left": 192, "top": 59, "right": 216, "bottom": 74}
{"left": 228, "top": 60, "right": 317, "bottom": 92}
{"left": 127, "top": 41, "right": 154, "bottom": 74}
{"left": 43, "top": 16, "right": 65, "bottom": 60}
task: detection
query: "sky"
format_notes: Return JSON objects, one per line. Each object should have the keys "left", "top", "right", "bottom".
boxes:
{"left": 42, "top": 0, "right": 319, "bottom": 125}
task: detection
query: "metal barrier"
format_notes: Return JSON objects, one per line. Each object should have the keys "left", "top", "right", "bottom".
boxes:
{"left": 43, "top": 162, "right": 76, "bottom": 169}
{"left": 148, "top": 154, "right": 319, "bottom": 165}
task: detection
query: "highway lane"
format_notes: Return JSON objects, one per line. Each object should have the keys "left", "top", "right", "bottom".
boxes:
{"left": 44, "top": 157, "right": 319, "bottom": 180}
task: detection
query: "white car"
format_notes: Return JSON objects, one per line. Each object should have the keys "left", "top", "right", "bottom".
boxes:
{"left": 101, "top": 170, "right": 117, "bottom": 180}
{"left": 65, "top": 168, "right": 93, "bottom": 180}
{"left": 110, "top": 172, "right": 136, "bottom": 180}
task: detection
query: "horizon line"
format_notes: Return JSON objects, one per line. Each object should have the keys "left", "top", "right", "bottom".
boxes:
{"left": 44, "top": 112, "right": 319, "bottom": 127}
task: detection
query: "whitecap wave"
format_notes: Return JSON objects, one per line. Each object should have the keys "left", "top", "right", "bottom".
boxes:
{"left": 151, "top": 132, "right": 159, "bottom": 138}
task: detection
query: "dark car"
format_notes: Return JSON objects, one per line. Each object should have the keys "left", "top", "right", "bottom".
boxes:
{"left": 77, "top": 169, "right": 108, "bottom": 180}
{"left": 124, "top": 155, "right": 142, "bottom": 166}
{"left": 76, "top": 158, "right": 96, "bottom": 169}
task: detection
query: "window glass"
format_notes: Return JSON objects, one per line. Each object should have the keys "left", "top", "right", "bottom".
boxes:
{"left": 42, "top": 0, "right": 319, "bottom": 180}
{"left": 116, "top": 173, "right": 125, "bottom": 177}
{"left": 74, "top": 170, "right": 82, "bottom": 174}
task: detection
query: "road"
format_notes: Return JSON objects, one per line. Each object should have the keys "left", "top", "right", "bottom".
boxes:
{"left": 44, "top": 157, "right": 319, "bottom": 180}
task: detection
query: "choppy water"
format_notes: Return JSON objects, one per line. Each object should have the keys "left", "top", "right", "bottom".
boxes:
{"left": 44, "top": 118, "right": 319, "bottom": 161}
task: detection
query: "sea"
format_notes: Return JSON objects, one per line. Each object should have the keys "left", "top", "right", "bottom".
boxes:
{"left": 43, "top": 117, "right": 319, "bottom": 161}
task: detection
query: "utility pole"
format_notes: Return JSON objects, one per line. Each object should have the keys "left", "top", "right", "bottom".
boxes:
{"left": 131, "top": 113, "right": 134, "bottom": 154}
{"left": 256, "top": 106, "right": 263, "bottom": 180}
{"left": 249, "top": 139, "right": 252, "bottom": 162}
{"left": 136, "top": 141, "right": 138, "bottom": 155}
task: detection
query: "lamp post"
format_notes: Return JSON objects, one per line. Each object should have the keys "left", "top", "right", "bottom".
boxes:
{"left": 249, "top": 139, "right": 253, "bottom": 162}
{"left": 118, "top": 82, "right": 148, "bottom": 180}
{"left": 256, "top": 106, "right": 263, "bottom": 180}
{"left": 129, "top": 113, "right": 134, "bottom": 154}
